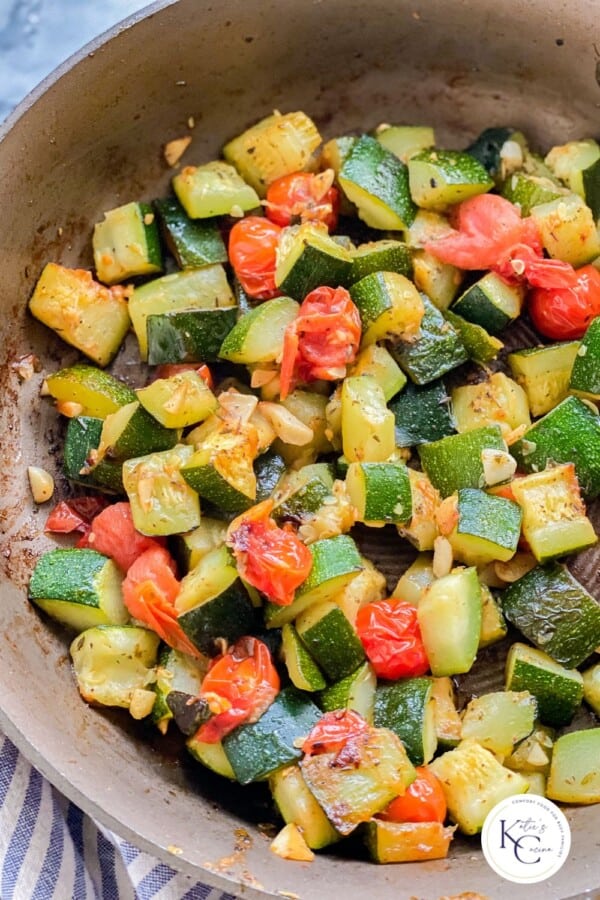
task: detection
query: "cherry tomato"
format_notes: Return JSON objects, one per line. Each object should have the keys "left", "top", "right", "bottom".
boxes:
{"left": 355, "top": 598, "right": 429, "bottom": 680}
{"left": 122, "top": 545, "right": 201, "bottom": 659}
{"left": 379, "top": 766, "right": 447, "bottom": 824}
{"left": 279, "top": 285, "right": 362, "bottom": 399}
{"left": 528, "top": 264, "right": 600, "bottom": 339}
{"left": 228, "top": 215, "right": 282, "bottom": 299}
{"left": 425, "top": 194, "right": 577, "bottom": 289}
{"left": 302, "top": 709, "right": 370, "bottom": 757}
{"left": 77, "top": 501, "right": 165, "bottom": 572}
{"left": 196, "top": 636, "right": 280, "bottom": 743}
{"left": 265, "top": 170, "right": 340, "bottom": 230}
{"left": 227, "top": 499, "right": 312, "bottom": 606}
{"left": 153, "top": 363, "right": 213, "bottom": 390}
{"left": 45, "top": 496, "right": 108, "bottom": 534}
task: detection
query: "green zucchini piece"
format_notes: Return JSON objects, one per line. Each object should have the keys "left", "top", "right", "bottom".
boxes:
{"left": 97, "top": 400, "right": 178, "bottom": 463}
{"left": 349, "top": 271, "right": 424, "bottom": 346}
{"left": 93, "top": 201, "right": 162, "bottom": 284}
{"left": 63, "top": 416, "right": 123, "bottom": 494}
{"left": 341, "top": 375, "right": 395, "bottom": 463}
{"left": 187, "top": 735, "right": 235, "bottom": 779}
{"left": 300, "top": 726, "right": 416, "bottom": 835}
{"left": 430, "top": 677, "right": 462, "bottom": 748}
{"left": 29, "top": 548, "right": 128, "bottom": 631}
{"left": 408, "top": 149, "right": 493, "bottom": 210}
{"left": 398, "top": 469, "right": 441, "bottom": 552}
{"left": 417, "top": 567, "right": 482, "bottom": 676}
{"left": 254, "top": 451, "right": 287, "bottom": 503}
{"left": 582, "top": 157, "right": 600, "bottom": 218}
{"left": 147, "top": 307, "right": 238, "bottom": 365}
{"left": 338, "top": 135, "right": 416, "bottom": 230}
{"left": 418, "top": 424, "right": 505, "bottom": 498}
{"left": 479, "top": 584, "right": 508, "bottom": 648}
{"left": 452, "top": 372, "right": 530, "bottom": 438}
{"left": 443, "top": 309, "right": 503, "bottom": 365}
{"left": 122, "top": 444, "right": 201, "bottom": 536}
{"left": 29, "top": 263, "right": 130, "bottom": 367}
{"left": 70, "top": 625, "right": 159, "bottom": 710}
{"left": 501, "top": 172, "right": 566, "bottom": 216}
{"left": 460, "top": 691, "right": 537, "bottom": 757}
{"left": 389, "top": 379, "right": 455, "bottom": 447}
{"left": 176, "top": 546, "right": 258, "bottom": 654}
{"left": 171, "top": 517, "right": 228, "bottom": 573}
{"left": 392, "top": 554, "right": 435, "bottom": 606}
{"left": 349, "top": 344, "right": 407, "bottom": 402}
{"left": 345, "top": 461, "right": 412, "bottom": 525}
{"left": 270, "top": 765, "right": 340, "bottom": 850}
{"left": 451, "top": 272, "right": 524, "bottom": 334}
{"left": 505, "top": 642, "right": 584, "bottom": 727}
{"left": 173, "top": 160, "right": 260, "bottom": 218}
{"left": 45, "top": 364, "right": 136, "bottom": 418}
{"left": 295, "top": 600, "right": 365, "bottom": 681}
{"left": 374, "top": 677, "right": 437, "bottom": 766}
{"left": 569, "top": 316, "right": 600, "bottom": 400}
{"left": 504, "top": 725, "right": 554, "bottom": 776}
{"left": 510, "top": 395, "right": 600, "bottom": 498}
{"left": 129, "top": 265, "right": 235, "bottom": 360}
{"left": 320, "top": 135, "right": 356, "bottom": 175}
{"left": 223, "top": 686, "right": 321, "bottom": 784}
{"left": 136, "top": 371, "right": 217, "bottom": 429}
{"left": 390, "top": 296, "right": 468, "bottom": 384}
{"left": 264, "top": 534, "right": 363, "bottom": 628}
{"left": 429, "top": 740, "right": 529, "bottom": 835}
{"left": 274, "top": 223, "right": 352, "bottom": 299}
{"left": 510, "top": 464, "right": 597, "bottom": 562}
{"left": 219, "top": 296, "right": 299, "bottom": 364}
{"left": 547, "top": 729, "right": 600, "bottom": 804}
{"left": 582, "top": 663, "right": 600, "bottom": 715}
{"left": 181, "top": 429, "right": 256, "bottom": 514}
{"left": 501, "top": 562, "right": 600, "bottom": 667}
{"left": 530, "top": 193, "right": 600, "bottom": 267}
{"left": 273, "top": 463, "right": 334, "bottom": 523}
{"left": 508, "top": 340, "right": 579, "bottom": 417}
{"left": 447, "top": 488, "right": 522, "bottom": 567}
{"left": 317, "top": 661, "right": 377, "bottom": 720}
{"left": 545, "top": 138, "right": 600, "bottom": 197}
{"left": 412, "top": 249, "right": 463, "bottom": 311}
{"left": 465, "top": 126, "right": 526, "bottom": 179}
{"left": 222, "top": 110, "right": 321, "bottom": 197}
{"left": 375, "top": 124, "right": 435, "bottom": 162}
{"left": 153, "top": 196, "right": 227, "bottom": 268}
{"left": 364, "top": 819, "right": 454, "bottom": 864}
{"left": 348, "top": 239, "right": 413, "bottom": 284}
{"left": 152, "top": 646, "right": 208, "bottom": 734}
{"left": 281, "top": 624, "right": 326, "bottom": 692}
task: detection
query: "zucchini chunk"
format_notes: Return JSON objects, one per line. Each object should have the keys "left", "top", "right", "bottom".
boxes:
{"left": 349, "top": 344, "right": 407, "bottom": 402}
{"left": 274, "top": 223, "right": 352, "bottom": 299}
{"left": 443, "top": 309, "right": 503, "bottom": 365}
{"left": 417, "top": 567, "right": 482, "bottom": 676}
{"left": 223, "top": 110, "right": 321, "bottom": 196}
{"left": 547, "top": 729, "right": 600, "bottom": 804}
{"left": 451, "top": 372, "right": 530, "bottom": 438}
{"left": 346, "top": 460, "right": 412, "bottom": 526}
{"left": 397, "top": 469, "right": 441, "bottom": 552}
{"left": 181, "top": 428, "right": 257, "bottom": 514}
{"left": 569, "top": 316, "right": 600, "bottom": 400}
{"left": 364, "top": 819, "right": 454, "bottom": 864}
{"left": 300, "top": 726, "right": 416, "bottom": 835}
{"left": 501, "top": 562, "right": 600, "bottom": 668}
{"left": 443, "top": 488, "right": 522, "bottom": 568}
{"left": 152, "top": 647, "right": 209, "bottom": 734}
{"left": 530, "top": 193, "right": 600, "bottom": 267}
{"left": 479, "top": 584, "right": 508, "bottom": 648}
{"left": 460, "top": 691, "right": 537, "bottom": 757}
{"left": 391, "top": 296, "right": 468, "bottom": 385}
{"left": 505, "top": 642, "right": 584, "bottom": 727}
{"left": 317, "top": 661, "right": 377, "bottom": 721}
{"left": 418, "top": 424, "right": 506, "bottom": 498}
{"left": 451, "top": 271, "right": 524, "bottom": 334}
{"left": 349, "top": 271, "right": 424, "bottom": 346}
{"left": 582, "top": 663, "right": 600, "bottom": 715}
{"left": 338, "top": 135, "right": 416, "bottom": 230}
{"left": 122, "top": 444, "right": 201, "bottom": 536}
{"left": 390, "top": 379, "right": 455, "bottom": 447}
{"left": 187, "top": 734, "right": 235, "bottom": 779}
{"left": 341, "top": 375, "right": 395, "bottom": 463}
{"left": 219, "top": 296, "right": 299, "bottom": 365}
{"left": 171, "top": 517, "right": 228, "bottom": 573}
{"left": 172, "top": 160, "right": 260, "bottom": 218}
{"left": 429, "top": 739, "right": 529, "bottom": 835}
{"left": 45, "top": 364, "right": 136, "bottom": 418}
{"left": 29, "top": 548, "right": 128, "bottom": 631}
{"left": 295, "top": 600, "right": 366, "bottom": 681}
{"left": 348, "top": 239, "right": 413, "bottom": 285}
{"left": 63, "top": 416, "right": 124, "bottom": 494}
{"left": 392, "top": 554, "right": 435, "bottom": 606}
{"left": 96, "top": 400, "right": 178, "bottom": 463}
{"left": 270, "top": 765, "right": 340, "bottom": 850}
{"left": 374, "top": 677, "right": 437, "bottom": 766}
{"left": 544, "top": 138, "right": 600, "bottom": 197}
{"left": 507, "top": 340, "right": 579, "bottom": 417}
{"left": 147, "top": 306, "right": 238, "bottom": 365}
{"left": 504, "top": 725, "right": 555, "bottom": 777}
{"left": 501, "top": 171, "right": 566, "bottom": 216}
{"left": 136, "top": 370, "right": 217, "bottom": 429}
{"left": 70, "top": 625, "right": 159, "bottom": 711}
{"left": 29, "top": 263, "right": 130, "bottom": 367}
{"left": 281, "top": 623, "right": 327, "bottom": 692}
{"left": 93, "top": 201, "right": 162, "bottom": 284}
{"left": 430, "top": 676, "right": 462, "bottom": 749}
{"left": 153, "top": 196, "right": 227, "bottom": 268}
{"left": 375, "top": 124, "right": 435, "bottom": 162}
{"left": 407, "top": 149, "right": 493, "bottom": 210}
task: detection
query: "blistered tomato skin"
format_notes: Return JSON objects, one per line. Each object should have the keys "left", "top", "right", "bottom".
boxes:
{"left": 228, "top": 215, "right": 282, "bottom": 299}
{"left": 265, "top": 171, "right": 340, "bottom": 230}
{"left": 379, "top": 766, "right": 447, "bottom": 824}
{"left": 355, "top": 598, "right": 430, "bottom": 680}
{"left": 528, "top": 265, "right": 600, "bottom": 340}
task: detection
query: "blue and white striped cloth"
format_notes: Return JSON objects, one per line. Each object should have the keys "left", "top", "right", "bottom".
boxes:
{"left": 0, "top": 731, "right": 238, "bottom": 900}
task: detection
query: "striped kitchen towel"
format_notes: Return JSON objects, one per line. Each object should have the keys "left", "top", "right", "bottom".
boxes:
{"left": 0, "top": 731, "right": 239, "bottom": 900}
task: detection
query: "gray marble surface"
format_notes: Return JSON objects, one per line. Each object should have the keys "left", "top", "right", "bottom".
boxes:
{"left": 0, "top": 0, "right": 150, "bottom": 121}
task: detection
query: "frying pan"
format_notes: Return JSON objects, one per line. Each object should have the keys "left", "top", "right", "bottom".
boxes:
{"left": 1, "top": 0, "right": 600, "bottom": 896}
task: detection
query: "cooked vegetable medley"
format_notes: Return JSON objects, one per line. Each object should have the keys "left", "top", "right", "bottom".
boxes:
{"left": 27, "top": 111, "right": 600, "bottom": 865}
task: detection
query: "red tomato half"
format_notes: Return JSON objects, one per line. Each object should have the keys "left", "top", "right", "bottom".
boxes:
{"left": 302, "top": 709, "right": 370, "bottom": 757}
{"left": 196, "top": 636, "right": 280, "bottom": 743}
{"left": 379, "top": 766, "right": 447, "bottom": 824}
{"left": 355, "top": 598, "right": 429, "bottom": 680}
{"left": 78, "top": 501, "right": 165, "bottom": 572}
{"left": 265, "top": 170, "right": 340, "bottom": 230}
{"left": 528, "top": 264, "right": 600, "bottom": 339}
{"left": 122, "top": 545, "right": 200, "bottom": 658}
{"left": 279, "top": 285, "right": 362, "bottom": 399}
{"left": 227, "top": 500, "right": 312, "bottom": 606}
{"left": 228, "top": 215, "right": 282, "bottom": 299}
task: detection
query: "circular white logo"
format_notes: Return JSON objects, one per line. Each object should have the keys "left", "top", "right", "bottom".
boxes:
{"left": 481, "top": 794, "right": 571, "bottom": 884}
